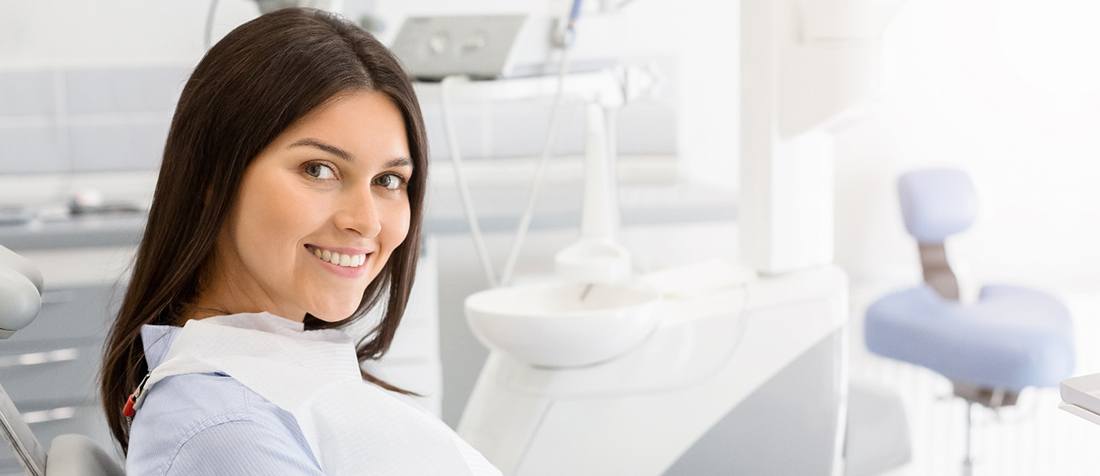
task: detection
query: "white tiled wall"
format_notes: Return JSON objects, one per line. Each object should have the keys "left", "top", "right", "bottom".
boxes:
{"left": 0, "top": 67, "right": 185, "bottom": 174}
{"left": 0, "top": 65, "right": 677, "bottom": 175}
{"left": 0, "top": 1, "right": 679, "bottom": 176}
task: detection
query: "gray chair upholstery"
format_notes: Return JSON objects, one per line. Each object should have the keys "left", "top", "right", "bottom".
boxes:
{"left": 1, "top": 245, "right": 124, "bottom": 475}
{"left": 45, "top": 435, "right": 124, "bottom": 476}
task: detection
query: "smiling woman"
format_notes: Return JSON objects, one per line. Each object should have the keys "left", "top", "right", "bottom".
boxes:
{"left": 95, "top": 7, "right": 499, "bottom": 475}
{"left": 196, "top": 91, "right": 415, "bottom": 323}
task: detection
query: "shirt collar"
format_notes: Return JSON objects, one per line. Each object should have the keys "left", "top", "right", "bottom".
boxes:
{"left": 140, "top": 324, "right": 182, "bottom": 369}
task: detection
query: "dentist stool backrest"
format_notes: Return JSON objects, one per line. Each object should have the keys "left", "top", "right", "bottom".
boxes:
{"left": 0, "top": 245, "right": 124, "bottom": 476}
{"left": 871, "top": 167, "right": 1074, "bottom": 474}
{"left": 896, "top": 168, "right": 978, "bottom": 301}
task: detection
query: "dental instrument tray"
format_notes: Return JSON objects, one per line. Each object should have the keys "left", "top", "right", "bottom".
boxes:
{"left": 1059, "top": 374, "right": 1100, "bottom": 425}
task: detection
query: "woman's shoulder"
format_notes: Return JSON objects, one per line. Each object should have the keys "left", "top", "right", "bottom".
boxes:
{"left": 126, "top": 372, "right": 322, "bottom": 475}
{"left": 135, "top": 371, "right": 252, "bottom": 418}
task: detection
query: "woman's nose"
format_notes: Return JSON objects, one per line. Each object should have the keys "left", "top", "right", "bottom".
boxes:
{"left": 333, "top": 185, "right": 382, "bottom": 238}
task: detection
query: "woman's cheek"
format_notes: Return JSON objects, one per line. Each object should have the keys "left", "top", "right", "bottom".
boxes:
{"left": 382, "top": 203, "right": 411, "bottom": 250}
{"left": 246, "top": 178, "right": 312, "bottom": 274}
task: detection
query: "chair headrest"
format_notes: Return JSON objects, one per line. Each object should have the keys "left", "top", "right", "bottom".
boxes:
{"left": 897, "top": 168, "right": 977, "bottom": 243}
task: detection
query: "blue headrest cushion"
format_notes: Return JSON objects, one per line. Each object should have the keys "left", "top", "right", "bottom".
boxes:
{"left": 897, "top": 168, "right": 977, "bottom": 243}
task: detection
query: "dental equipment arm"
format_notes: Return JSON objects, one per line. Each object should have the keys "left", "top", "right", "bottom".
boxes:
{"left": 738, "top": 0, "right": 904, "bottom": 274}
{"left": 431, "top": 12, "right": 664, "bottom": 289}
{"left": 434, "top": 64, "right": 658, "bottom": 289}
{"left": 436, "top": 0, "right": 587, "bottom": 289}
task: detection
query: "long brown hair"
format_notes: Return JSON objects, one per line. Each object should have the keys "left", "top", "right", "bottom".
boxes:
{"left": 99, "top": 7, "right": 428, "bottom": 453}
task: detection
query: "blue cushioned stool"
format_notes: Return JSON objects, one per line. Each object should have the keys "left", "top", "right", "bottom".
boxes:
{"left": 865, "top": 168, "right": 1075, "bottom": 475}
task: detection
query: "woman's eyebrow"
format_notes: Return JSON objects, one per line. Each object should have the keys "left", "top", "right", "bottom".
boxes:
{"left": 386, "top": 157, "right": 413, "bottom": 169}
{"left": 290, "top": 138, "right": 353, "bottom": 162}
{"left": 289, "top": 137, "right": 413, "bottom": 169}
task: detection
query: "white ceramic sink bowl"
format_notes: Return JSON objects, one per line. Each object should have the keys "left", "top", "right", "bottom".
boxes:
{"left": 465, "top": 281, "right": 663, "bottom": 368}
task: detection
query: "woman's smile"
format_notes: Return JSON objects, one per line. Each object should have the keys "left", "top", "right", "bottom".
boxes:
{"left": 305, "top": 244, "right": 372, "bottom": 278}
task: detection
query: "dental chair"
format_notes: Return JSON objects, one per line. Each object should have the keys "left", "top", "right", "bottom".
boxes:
{"left": 864, "top": 168, "right": 1075, "bottom": 475}
{"left": 0, "top": 245, "right": 124, "bottom": 476}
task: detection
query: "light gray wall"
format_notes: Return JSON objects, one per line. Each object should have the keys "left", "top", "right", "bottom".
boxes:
{"left": 0, "top": 67, "right": 187, "bottom": 174}
{"left": 0, "top": 0, "right": 678, "bottom": 175}
{"left": 0, "top": 63, "right": 676, "bottom": 174}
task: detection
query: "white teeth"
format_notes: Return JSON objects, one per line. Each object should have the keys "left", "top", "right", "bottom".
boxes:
{"left": 308, "top": 245, "right": 367, "bottom": 268}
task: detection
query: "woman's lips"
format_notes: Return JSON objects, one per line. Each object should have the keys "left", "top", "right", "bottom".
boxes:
{"left": 305, "top": 243, "right": 374, "bottom": 255}
{"left": 305, "top": 245, "right": 371, "bottom": 278}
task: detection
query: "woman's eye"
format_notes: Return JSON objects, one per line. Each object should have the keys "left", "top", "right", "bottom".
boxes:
{"left": 304, "top": 162, "right": 337, "bottom": 180}
{"left": 377, "top": 173, "right": 407, "bottom": 191}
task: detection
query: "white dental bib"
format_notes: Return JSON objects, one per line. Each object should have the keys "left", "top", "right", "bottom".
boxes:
{"left": 134, "top": 312, "right": 499, "bottom": 475}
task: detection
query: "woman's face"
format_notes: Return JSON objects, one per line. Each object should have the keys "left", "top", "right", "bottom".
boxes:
{"left": 201, "top": 90, "right": 413, "bottom": 323}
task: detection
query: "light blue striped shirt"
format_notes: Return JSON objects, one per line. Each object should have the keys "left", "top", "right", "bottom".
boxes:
{"left": 126, "top": 324, "right": 325, "bottom": 475}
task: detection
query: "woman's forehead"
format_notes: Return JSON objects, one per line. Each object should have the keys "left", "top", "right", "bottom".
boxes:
{"left": 278, "top": 90, "right": 411, "bottom": 166}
